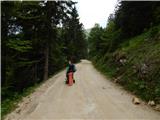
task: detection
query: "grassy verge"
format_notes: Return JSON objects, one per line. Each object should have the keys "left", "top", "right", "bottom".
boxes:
{"left": 91, "top": 25, "right": 160, "bottom": 103}
{"left": 1, "top": 66, "right": 66, "bottom": 120}
{"left": 1, "top": 83, "right": 39, "bottom": 120}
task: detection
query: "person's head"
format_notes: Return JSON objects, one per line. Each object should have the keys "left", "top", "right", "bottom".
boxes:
{"left": 69, "top": 60, "right": 72, "bottom": 64}
{"left": 68, "top": 56, "right": 74, "bottom": 64}
{"left": 68, "top": 58, "right": 74, "bottom": 65}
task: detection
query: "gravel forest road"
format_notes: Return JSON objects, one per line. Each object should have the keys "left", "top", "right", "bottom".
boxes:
{"left": 5, "top": 60, "right": 160, "bottom": 120}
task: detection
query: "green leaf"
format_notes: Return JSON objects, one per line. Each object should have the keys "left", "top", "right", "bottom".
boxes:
{"left": 7, "top": 39, "right": 32, "bottom": 52}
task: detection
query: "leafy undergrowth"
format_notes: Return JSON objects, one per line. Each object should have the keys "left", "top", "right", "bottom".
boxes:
{"left": 92, "top": 25, "right": 160, "bottom": 103}
{"left": 1, "top": 84, "right": 39, "bottom": 120}
{"left": 1, "top": 67, "right": 66, "bottom": 120}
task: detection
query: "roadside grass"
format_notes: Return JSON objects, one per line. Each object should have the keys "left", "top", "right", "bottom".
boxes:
{"left": 1, "top": 67, "right": 66, "bottom": 120}
{"left": 92, "top": 25, "right": 160, "bottom": 103}
{"left": 1, "top": 83, "right": 39, "bottom": 120}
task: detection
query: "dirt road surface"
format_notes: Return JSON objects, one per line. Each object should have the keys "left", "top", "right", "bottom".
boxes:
{"left": 5, "top": 60, "right": 160, "bottom": 120}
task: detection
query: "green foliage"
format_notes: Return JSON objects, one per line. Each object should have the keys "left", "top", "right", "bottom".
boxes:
{"left": 150, "top": 26, "right": 159, "bottom": 38}
{"left": 7, "top": 39, "right": 32, "bottom": 52}
{"left": 61, "top": 6, "right": 88, "bottom": 62}
{"left": 1, "top": 84, "right": 39, "bottom": 119}
{"left": 88, "top": 1, "right": 160, "bottom": 103}
{"left": 115, "top": 1, "right": 160, "bottom": 38}
{"left": 89, "top": 26, "right": 160, "bottom": 102}
{"left": 1, "top": 1, "right": 87, "bottom": 118}
{"left": 88, "top": 23, "right": 104, "bottom": 57}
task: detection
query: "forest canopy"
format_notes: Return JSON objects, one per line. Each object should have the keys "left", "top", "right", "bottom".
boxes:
{"left": 1, "top": 1, "right": 88, "bottom": 102}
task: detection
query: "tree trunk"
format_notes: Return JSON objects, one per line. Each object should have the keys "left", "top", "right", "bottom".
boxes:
{"left": 43, "top": 46, "right": 49, "bottom": 80}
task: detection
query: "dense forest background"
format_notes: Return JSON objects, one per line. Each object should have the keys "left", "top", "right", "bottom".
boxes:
{"left": 88, "top": 1, "right": 160, "bottom": 103}
{"left": 2, "top": 0, "right": 160, "bottom": 118}
{"left": 1, "top": 1, "right": 87, "bottom": 116}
